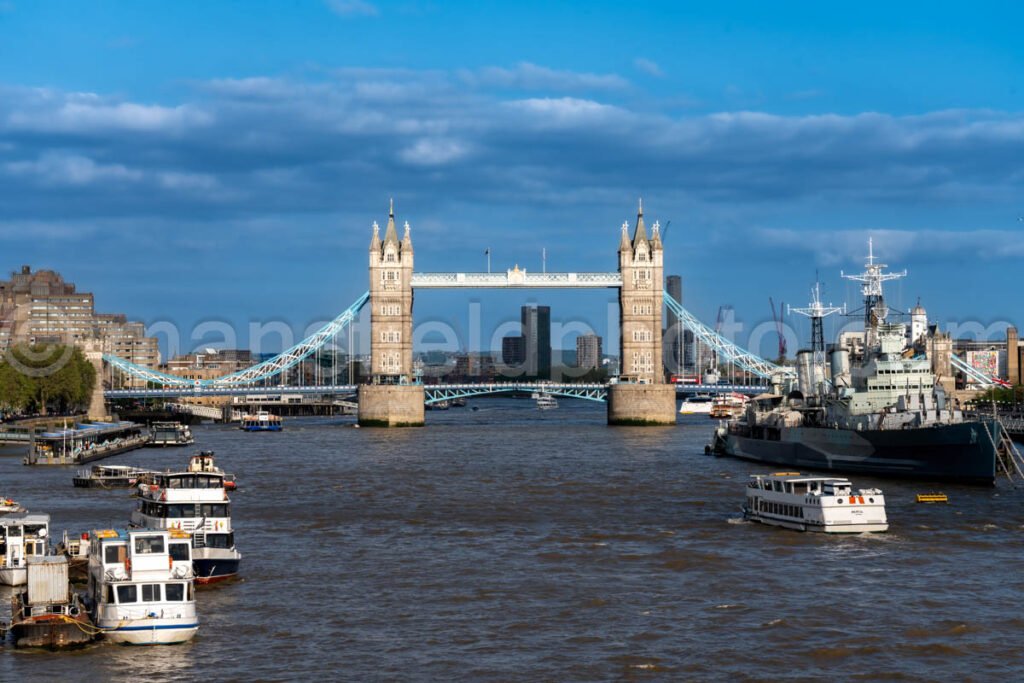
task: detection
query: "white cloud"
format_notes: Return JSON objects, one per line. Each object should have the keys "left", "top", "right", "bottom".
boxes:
{"left": 326, "top": 0, "right": 378, "bottom": 17}
{"left": 5, "top": 153, "right": 143, "bottom": 186}
{"left": 461, "top": 62, "right": 628, "bottom": 92}
{"left": 399, "top": 138, "right": 469, "bottom": 166}
{"left": 633, "top": 57, "right": 663, "bottom": 77}
{"left": 4, "top": 88, "right": 212, "bottom": 134}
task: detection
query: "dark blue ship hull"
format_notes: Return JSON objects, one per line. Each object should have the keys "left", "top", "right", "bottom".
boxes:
{"left": 717, "top": 420, "right": 999, "bottom": 485}
{"left": 193, "top": 558, "right": 240, "bottom": 585}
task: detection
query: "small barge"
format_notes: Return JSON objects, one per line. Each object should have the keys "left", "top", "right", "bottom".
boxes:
{"left": 147, "top": 422, "right": 194, "bottom": 447}
{"left": 8, "top": 556, "right": 94, "bottom": 649}
{"left": 25, "top": 421, "right": 150, "bottom": 466}
{"left": 73, "top": 464, "right": 156, "bottom": 489}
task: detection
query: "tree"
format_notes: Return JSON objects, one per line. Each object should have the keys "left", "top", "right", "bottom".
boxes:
{"left": 4, "top": 344, "right": 97, "bottom": 415}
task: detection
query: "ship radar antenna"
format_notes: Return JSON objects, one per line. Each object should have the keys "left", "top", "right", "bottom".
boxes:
{"left": 840, "top": 238, "right": 906, "bottom": 349}
{"left": 788, "top": 279, "right": 845, "bottom": 378}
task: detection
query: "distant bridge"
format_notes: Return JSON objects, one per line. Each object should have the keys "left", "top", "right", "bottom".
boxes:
{"left": 104, "top": 382, "right": 765, "bottom": 402}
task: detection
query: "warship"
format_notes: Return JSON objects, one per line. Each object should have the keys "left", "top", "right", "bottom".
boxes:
{"left": 711, "top": 241, "right": 1013, "bottom": 485}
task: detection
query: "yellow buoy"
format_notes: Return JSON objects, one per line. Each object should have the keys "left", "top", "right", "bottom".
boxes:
{"left": 916, "top": 493, "right": 949, "bottom": 504}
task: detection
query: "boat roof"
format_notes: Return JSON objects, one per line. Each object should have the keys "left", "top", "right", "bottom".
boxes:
{"left": 1, "top": 513, "right": 50, "bottom": 525}
{"left": 750, "top": 473, "right": 852, "bottom": 484}
{"left": 38, "top": 421, "right": 140, "bottom": 439}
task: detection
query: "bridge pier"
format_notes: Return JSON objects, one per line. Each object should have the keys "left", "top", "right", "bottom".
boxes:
{"left": 357, "top": 385, "right": 425, "bottom": 427}
{"left": 86, "top": 343, "right": 109, "bottom": 420}
{"left": 607, "top": 383, "right": 677, "bottom": 426}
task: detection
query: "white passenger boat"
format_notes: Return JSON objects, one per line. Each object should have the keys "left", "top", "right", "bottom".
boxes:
{"left": 0, "top": 514, "right": 51, "bottom": 586}
{"left": 535, "top": 394, "right": 558, "bottom": 410}
{"left": 743, "top": 473, "right": 888, "bottom": 533}
{"left": 0, "top": 496, "right": 26, "bottom": 514}
{"left": 86, "top": 528, "right": 198, "bottom": 645}
{"left": 679, "top": 394, "right": 714, "bottom": 415}
{"left": 131, "top": 452, "right": 241, "bottom": 585}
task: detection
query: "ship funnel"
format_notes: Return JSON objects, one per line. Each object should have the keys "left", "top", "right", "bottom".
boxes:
{"left": 796, "top": 350, "right": 814, "bottom": 397}
{"left": 829, "top": 348, "right": 851, "bottom": 388}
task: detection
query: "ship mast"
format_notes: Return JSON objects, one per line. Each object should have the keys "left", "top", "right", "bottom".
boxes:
{"left": 840, "top": 238, "right": 906, "bottom": 350}
{"left": 789, "top": 281, "right": 845, "bottom": 378}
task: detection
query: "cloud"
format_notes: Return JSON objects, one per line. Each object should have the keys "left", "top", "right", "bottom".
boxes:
{"left": 0, "top": 68, "right": 1022, "bottom": 249}
{"left": 633, "top": 57, "right": 663, "bottom": 77}
{"left": 460, "top": 62, "right": 628, "bottom": 92}
{"left": 326, "top": 0, "right": 378, "bottom": 17}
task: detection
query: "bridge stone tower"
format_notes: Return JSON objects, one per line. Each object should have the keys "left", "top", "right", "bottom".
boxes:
{"left": 607, "top": 200, "right": 677, "bottom": 425}
{"left": 358, "top": 200, "right": 425, "bottom": 426}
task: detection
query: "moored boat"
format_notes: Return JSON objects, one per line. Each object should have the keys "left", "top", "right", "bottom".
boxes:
{"left": 9, "top": 556, "right": 94, "bottom": 649}
{"left": 131, "top": 452, "right": 241, "bottom": 585}
{"left": 742, "top": 473, "right": 888, "bottom": 533}
{"left": 56, "top": 530, "right": 92, "bottom": 583}
{"left": 86, "top": 528, "right": 198, "bottom": 645}
{"left": 0, "top": 514, "right": 51, "bottom": 586}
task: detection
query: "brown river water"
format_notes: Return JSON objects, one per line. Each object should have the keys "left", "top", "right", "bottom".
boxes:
{"left": 2, "top": 398, "right": 1024, "bottom": 681}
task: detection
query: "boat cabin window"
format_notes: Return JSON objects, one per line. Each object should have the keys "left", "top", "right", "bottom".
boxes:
{"left": 205, "top": 533, "right": 234, "bottom": 549}
{"left": 200, "top": 503, "right": 229, "bottom": 518}
{"left": 104, "top": 544, "right": 127, "bottom": 564}
{"left": 166, "top": 583, "right": 185, "bottom": 601}
{"left": 134, "top": 535, "right": 165, "bottom": 554}
{"left": 169, "top": 542, "right": 190, "bottom": 561}
{"left": 106, "top": 585, "right": 115, "bottom": 604}
{"left": 24, "top": 524, "right": 45, "bottom": 537}
{"left": 6, "top": 525, "right": 21, "bottom": 537}
{"left": 142, "top": 584, "right": 161, "bottom": 602}
{"left": 117, "top": 585, "right": 138, "bottom": 603}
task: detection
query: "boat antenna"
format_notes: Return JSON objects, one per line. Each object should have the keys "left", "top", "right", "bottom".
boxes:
{"left": 788, "top": 279, "right": 845, "bottom": 384}
{"left": 840, "top": 237, "right": 906, "bottom": 349}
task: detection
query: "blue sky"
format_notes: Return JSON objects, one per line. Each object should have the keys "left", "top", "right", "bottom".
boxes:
{"left": 1, "top": 1, "right": 1022, "bottom": 359}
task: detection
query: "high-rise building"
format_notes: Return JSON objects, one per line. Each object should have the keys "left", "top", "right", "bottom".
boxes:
{"left": 576, "top": 334, "right": 602, "bottom": 370}
{"left": 501, "top": 335, "right": 526, "bottom": 367}
{"left": 0, "top": 266, "right": 160, "bottom": 374}
{"left": 521, "top": 305, "right": 551, "bottom": 379}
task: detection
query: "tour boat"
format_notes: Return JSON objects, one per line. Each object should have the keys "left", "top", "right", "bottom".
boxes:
{"left": 679, "top": 394, "right": 715, "bottom": 415}
{"left": 0, "top": 514, "right": 51, "bottom": 586}
{"left": 130, "top": 452, "right": 241, "bottom": 585}
{"left": 239, "top": 410, "right": 282, "bottom": 432}
{"left": 8, "top": 556, "right": 95, "bottom": 649}
{"left": 86, "top": 528, "right": 198, "bottom": 645}
{"left": 147, "top": 421, "right": 195, "bottom": 447}
{"left": 709, "top": 393, "right": 750, "bottom": 419}
{"left": 73, "top": 464, "right": 156, "bottom": 489}
{"left": 742, "top": 473, "right": 888, "bottom": 533}
{"left": 535, "top": 394, "right": 558, "bottom": 410}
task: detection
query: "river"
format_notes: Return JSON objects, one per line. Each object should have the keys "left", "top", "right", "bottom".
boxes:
{"left": 2, "top": 398, "right": 1023, "bottom": 680}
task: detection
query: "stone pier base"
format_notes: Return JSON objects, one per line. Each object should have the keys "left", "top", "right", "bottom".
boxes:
{"left": 85, "top": 346, "right": 109, "bottom": 421}
{"left": 607, "top": 383, "right": 677, "bottom": 426}
{"left": 357, "top": 385, "right": 425, "bottom": 427}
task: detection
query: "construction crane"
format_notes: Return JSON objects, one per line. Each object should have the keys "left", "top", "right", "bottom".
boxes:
{"left": 769, "top": 297, "right": 787, "bottom": 361}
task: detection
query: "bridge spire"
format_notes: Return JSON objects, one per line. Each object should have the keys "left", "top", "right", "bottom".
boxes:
{"left": 369, "top": 220, "right": 381, "bottom": 251}
{"left": 619, "top": 221, "right": 631, "bottom": 251}
{"left": 383, "top": 198, "right": 400, "bottom": 246}
{"left": 632, "top": 197, "right": 649, "bottom": 249}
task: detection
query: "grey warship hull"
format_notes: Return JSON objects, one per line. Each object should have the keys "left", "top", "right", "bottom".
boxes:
{"left": 715, "top": 420, "right": 999, "bottom": 485}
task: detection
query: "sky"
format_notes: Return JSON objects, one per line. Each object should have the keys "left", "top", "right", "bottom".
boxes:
{"left": 1, "top": 1, "right": 1023, "bottom": 359}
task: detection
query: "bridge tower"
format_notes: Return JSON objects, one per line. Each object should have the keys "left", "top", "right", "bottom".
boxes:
{"left": 358, "top": 200, "right": 425, "bottom": 426}
{"left": 607, "top": 200, "right": 677, "bottom": 425}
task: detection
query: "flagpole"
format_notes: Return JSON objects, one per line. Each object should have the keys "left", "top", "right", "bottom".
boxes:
{"left": 486, "top": 248, "right": 491, "bottom": 274}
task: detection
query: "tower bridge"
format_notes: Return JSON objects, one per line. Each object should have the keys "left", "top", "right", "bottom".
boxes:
{"left": 103, "top": 200, "right": 791, "bottom": 425}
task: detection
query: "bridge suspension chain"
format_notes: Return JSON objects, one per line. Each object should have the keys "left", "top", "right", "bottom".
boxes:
{"left": 663, "top": 292, "right": 794, "bottom": 380}
{"left": 104, "top": 291, "right": 369, "bottom": 388}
